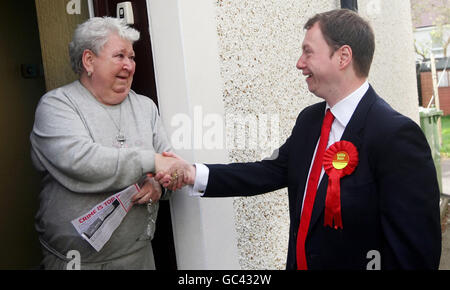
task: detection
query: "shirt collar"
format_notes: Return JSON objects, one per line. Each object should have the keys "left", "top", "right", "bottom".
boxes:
{"left": 325, "top": 81, "right": 369, "bottom": 127}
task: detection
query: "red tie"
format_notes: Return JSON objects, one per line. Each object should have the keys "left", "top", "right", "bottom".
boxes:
{"left": 296, "top": 109, "right": 335, "bottom": 270}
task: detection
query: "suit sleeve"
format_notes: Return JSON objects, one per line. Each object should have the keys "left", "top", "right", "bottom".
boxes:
{"left": 375, "top": 118, "right": 441, "bottom": 269}
{"left": 204, "top": 134, "right": 291, "bottom": 197}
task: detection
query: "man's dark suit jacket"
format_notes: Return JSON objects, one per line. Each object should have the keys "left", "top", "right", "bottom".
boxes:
{"left": 204, "top": 86, "right": 441, "bottom": 270}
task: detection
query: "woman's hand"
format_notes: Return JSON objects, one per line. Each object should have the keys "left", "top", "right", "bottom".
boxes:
{"left": 131, "top": 175, "right": 162, "bottom": 205}
{"left": 154, "top": 151, "right": 196, "bottom": 191}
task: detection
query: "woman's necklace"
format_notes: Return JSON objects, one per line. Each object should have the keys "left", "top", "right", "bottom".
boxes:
{"left": 101, "top": 98, "right": 127, "bottom": 148}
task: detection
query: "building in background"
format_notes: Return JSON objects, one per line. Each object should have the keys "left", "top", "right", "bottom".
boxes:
{"left": 411, "top": 0, "right": 450, "bottom": 114}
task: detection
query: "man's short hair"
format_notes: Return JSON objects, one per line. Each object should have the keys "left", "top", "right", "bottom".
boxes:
{"left": 304, "top": 9, "right": 375, "bottom": 78}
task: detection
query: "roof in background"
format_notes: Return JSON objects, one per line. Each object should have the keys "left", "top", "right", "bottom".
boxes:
{"left": 418, "top": 57, "right": 450, "bottom": 71}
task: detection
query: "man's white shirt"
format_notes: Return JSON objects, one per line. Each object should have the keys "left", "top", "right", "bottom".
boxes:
{"left": 190, "top": 81, "right": 369, "bottom": 198}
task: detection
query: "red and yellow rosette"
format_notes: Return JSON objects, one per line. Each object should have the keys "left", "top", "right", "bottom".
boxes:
{"left": 323, "top": 140, "right": 359, "bottom": 229}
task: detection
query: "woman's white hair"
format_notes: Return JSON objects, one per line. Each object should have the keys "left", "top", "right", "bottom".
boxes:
{"left": 69, "top": 17, "right": 140, "bottom": 74}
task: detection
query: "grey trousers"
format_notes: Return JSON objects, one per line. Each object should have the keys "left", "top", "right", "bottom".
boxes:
{"left": 40, "top": 242, "right": 156, "bottom": 270}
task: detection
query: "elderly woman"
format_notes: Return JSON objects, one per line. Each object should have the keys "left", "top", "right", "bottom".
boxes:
{"left": 30, "top": 17, "right": 174, "bottom": 269}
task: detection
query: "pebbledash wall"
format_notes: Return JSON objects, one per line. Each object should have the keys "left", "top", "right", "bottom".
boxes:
{"left": 147, "top": 0, "right": 419, "bottom": 269}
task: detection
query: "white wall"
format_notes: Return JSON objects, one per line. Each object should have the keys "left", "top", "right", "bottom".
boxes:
{"left": 146, "top": 0, "right": 240, "bottom": 269}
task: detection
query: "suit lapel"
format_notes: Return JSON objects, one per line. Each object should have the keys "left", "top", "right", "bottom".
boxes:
{"left": 308, "top": 86, "right": 378, "bottom": 232}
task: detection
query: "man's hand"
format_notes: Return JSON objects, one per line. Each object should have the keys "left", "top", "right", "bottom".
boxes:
{"left": 154, "top": 152, "right": 196, "bottom": 190}
{"left": 131, "top": 175, "right": 162, "bottom": 205}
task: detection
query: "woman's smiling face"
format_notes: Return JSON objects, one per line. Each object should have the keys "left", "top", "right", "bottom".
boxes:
{"left": 88, "top": 33, "right": 136, "bottom": 105}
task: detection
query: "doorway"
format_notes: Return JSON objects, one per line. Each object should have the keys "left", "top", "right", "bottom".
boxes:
{"left": 92, "top": 0, "right": 177, "bottom": 270}
{"left": 0, "top": 0, "right": 46, "bottom": 269}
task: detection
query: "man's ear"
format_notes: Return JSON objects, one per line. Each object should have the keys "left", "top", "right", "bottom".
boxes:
{"left": 338, "top": 45, "right": 353, "bottom": 70}
{"left": 82, "top": 49, "right": 95, "bottom": 74}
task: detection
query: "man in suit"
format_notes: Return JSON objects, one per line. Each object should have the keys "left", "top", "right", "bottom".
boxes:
{"left": 156, "top": 9, "right": 441, "bottom": 269}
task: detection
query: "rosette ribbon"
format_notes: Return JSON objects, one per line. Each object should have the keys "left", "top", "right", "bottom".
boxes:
{"left": 323, "top": 140, "right": 359, "bottom": 229}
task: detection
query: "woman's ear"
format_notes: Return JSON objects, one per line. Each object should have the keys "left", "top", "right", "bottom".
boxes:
{"left": 82, "top": 49, "right": 95, "bottom": 76}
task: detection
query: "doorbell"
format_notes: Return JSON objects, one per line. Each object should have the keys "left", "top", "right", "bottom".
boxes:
{"left": 117, "top": 2, "right": 134, "bottom": 25}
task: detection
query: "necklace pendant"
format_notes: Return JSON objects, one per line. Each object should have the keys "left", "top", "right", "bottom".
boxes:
{"left": 116, "top": 133, "right": 126, "bottom": 147}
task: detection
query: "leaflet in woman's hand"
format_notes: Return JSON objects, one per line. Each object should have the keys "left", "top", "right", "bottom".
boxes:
{"left": 70, "top": 184, "right": 141, "bottom": 251}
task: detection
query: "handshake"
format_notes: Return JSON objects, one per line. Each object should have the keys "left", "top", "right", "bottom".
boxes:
{"left": 154, "top": 152, "right": 196, "bottom": 191}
